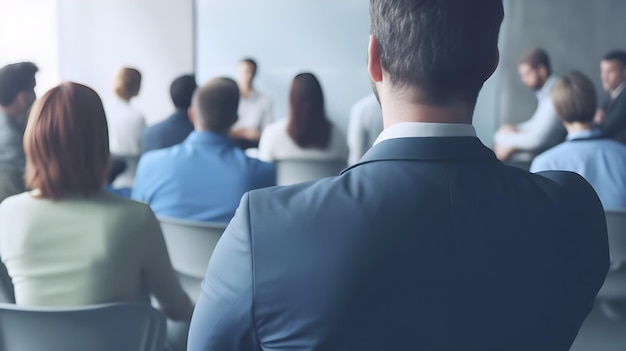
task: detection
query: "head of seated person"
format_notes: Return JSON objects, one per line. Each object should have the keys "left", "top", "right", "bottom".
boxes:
{"left": 113, "top": 67, "right": 142, "bottom": 102}
{"left": 25, "top": 82, "right": 109, "bottom": 199}
{"left": 287, "top": 72, "right": 332, "bottom": 150}
{"left": 188, "top": 77, "right": 239, "bottom": 134}
{"left": 551, "top": 71, "right": 597, "bottom": 130}
{"left": 170, "top": 74, "right": 197, "bottom": 112}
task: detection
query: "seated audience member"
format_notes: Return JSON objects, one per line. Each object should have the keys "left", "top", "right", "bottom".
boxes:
{"left": 531, "top": 71, "right": 626, "bottom": 209}
{"left": 142, "top": 74, "right": 196, "bottom": 153}
{"left": 494, "top": 48, "right": 565, "bottom": 161}
{"left": 132, "top": 78, "right": 276, "bottom": 223}
{"left": 258, "top": 73, "right": 348, "bottom": 162}
{"left": 594, "top": 50, "right": 626, "bottom": 144}
{"left": 0, "top": 82, "right": 193, "bottom": 348}
{"left": 107, "top": 67, "right": 145, "bottom": 189}
{"left": 187, "top": 1, "right": 608, "bottom": 350}
{"left": 347, "top": 93, "right": 383, "bottom": 165}
{"left": 229, "top": 58, "right": 273, "bottom": 148}
{"left": 0, "top": 62, "right": 38, "bottom": 202}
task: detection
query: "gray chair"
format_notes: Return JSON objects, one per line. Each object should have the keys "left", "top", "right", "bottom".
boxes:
{"left": 276, "top": 159, "right": 347, "bottom": 186}
{"left": 158, "top": 217, "right": 227, "bottom": 302}
{"left": 597, "top": 210, "right": 626, "bottom": 301}
{"left": 0, "top": 302, "right": 166, "bottom": 351}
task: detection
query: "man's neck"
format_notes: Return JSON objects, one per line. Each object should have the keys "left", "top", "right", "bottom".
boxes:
{"left": 0, "top": 105, "right": 22, "bottom": 119}
{"left": 378, "top": 88, "right": 473, "bottom": 128}
{"left": 565, "top": 121, "right": 593, "bottom": 134}
{"left": 239, "top": 85, "right": 253, "bottom": 98}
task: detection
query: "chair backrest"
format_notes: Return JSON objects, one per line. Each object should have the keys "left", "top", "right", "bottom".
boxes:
{"left": 0, "top": 302, "right": 166, "bottom": 351}
{"left": 605, "top": 210, "right": 626, "bottom": 262}
{"left": 596, "top": 210, "right": 626, "bottom": 300}
{"left": 158, "top": 217, "right": 227, "bottom": 301}
{"left": 276, "top": 159, "right": 347, "bottom": 186}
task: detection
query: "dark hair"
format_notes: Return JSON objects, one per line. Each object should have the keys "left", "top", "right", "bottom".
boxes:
{"left": 369, "top": 0, "right": 504, "bottom": 105}
{"left": 602, "top": 50, "right": 626, "bottom": 67}
{"left": 170, "top": 74, "right": 197, "bottom": 109}
{"left": 0, "top": 62, "right": 38, "bottom": 106}
{"left": 240, "top": 58, "right": 258, "bottom": 78}
{"left": 551, "top": 71, "right": 597, "bottom": 124}
{"left": 519, "top": 48, "right": 552, "bottom": 76}
{"left": 114, "top": 67, "right": 142, "bottom": 100}
{"left": 24, "top": 82, "right": 110, "bottom": 200}
{"left": 287, "top": 73, "right": 331, "bottom": 149}
{"left": 192, "top": 77, "right": 239, "bottom": 132}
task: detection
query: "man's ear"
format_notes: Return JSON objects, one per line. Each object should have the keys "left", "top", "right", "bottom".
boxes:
{"left": 368, "top": 35, "right": 383, "bottom": 83}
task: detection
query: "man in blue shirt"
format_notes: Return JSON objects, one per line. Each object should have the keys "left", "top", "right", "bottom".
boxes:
{"left": 141, "top": 74, "right": 196, "bottom": 154}
{"left": 531, "top": 71, "right": 626, "bottom": 210}
{"left": 132, "top": 77, "right": 276, "bottom": 222}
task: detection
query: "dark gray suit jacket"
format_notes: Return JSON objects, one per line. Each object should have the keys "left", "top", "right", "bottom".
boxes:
{"left": 188, "top": 136, "right": 609, "bottom": 351}
{"left": 601, "top": 89, "right": 626, "bottom": 144}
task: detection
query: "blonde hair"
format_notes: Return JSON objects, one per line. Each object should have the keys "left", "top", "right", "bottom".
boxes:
{"left": 113, "top": 67, "right": 142, "bottom": 100}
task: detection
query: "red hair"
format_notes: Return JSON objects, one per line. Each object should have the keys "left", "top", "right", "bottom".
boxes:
{"left": 24, "top": 82, "right": 110, "bottom": 199}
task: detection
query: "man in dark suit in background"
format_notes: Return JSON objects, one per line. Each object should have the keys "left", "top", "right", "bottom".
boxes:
{"left": 141, "top": 74, "right": 196, "bottom": 154}
{"left": 188, "top": 1, "right": 609, "bottom": 350}
{"left": 595, "top": 50, "right": 626, "bottom": 144}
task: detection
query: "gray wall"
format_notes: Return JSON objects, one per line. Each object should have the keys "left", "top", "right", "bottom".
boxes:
{"left": 500, "top": 0, "right": 626, "bottom": 125}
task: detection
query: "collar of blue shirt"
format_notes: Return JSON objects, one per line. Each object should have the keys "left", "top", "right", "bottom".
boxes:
{"left": 566, "top": 128, "right": 603, "bottom": 141}
{"left": 185, "top": 130, "right": 233, "bottom": 145}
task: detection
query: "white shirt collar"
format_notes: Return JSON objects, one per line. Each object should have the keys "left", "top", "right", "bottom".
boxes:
{"left": 373, "top": 122, "right": 476, "bottom": 145}
{"left": 611, "top": 81, "right": 626, "bottom": 100}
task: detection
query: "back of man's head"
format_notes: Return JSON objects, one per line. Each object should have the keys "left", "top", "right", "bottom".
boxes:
{"left": 519, "top": 48, "right": 552, "bottom": 76}
{"left": 191, "top": 77, "right": 239, "bottom": 132}
{"left": 602, "top": 50, "right": 626, "bottom": 67}
{"left": 551, "top": 71, "right": 597, "bottom": 125}
{"left": 170, "top": 74, "right": 197, "bottom": 110}
{"left": 0, "top": 62, "right": 38, "bottom": 106}
{"left": 370, "top": 0, "right": 504, "bottom": 105}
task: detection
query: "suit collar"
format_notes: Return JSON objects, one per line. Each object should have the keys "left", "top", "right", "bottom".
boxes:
{"left": 341, "top": 137, "right": 497, "bottom": 174}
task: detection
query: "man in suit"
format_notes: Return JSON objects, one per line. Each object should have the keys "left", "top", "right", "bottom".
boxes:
{"left": 132, "top": 78, "right": 275, "bottom": 223}
{"left": 595, "top": 50, "right": 626, "bottom": 144}
{"left": 187, "top": 1, "right": 609, "bottom": 350}
{"left": 142, "top": 74, "right": 196, "bottom": 154}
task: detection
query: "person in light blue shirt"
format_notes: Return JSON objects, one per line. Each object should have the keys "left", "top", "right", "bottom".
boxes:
{"left": 531, "top": 71, "right": 626, "bottom": 210}
{"left": 132, "top": 77, "right": 276, "bottom": 222}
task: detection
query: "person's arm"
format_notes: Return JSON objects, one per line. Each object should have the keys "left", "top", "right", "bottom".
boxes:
{"left": 187, "top": 194, "right": 258, "bottom": 351}
{"left": 130, "top": 158, "right": 150, "bottom": 202}
{"left": 494, "top": 98, "right": 562, "bottom": 151}
{"left": 600, "top": 98, "right": 626, "bottom": 137}
{"left": 140, "top": 206, "right": 194, "bottom": 321}
{"left": 256, "top": 127, "right": 274, "bottom": 162}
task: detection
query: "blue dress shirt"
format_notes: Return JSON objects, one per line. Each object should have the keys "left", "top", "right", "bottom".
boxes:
{"left": 531, "top": 128, "right": 626, "bottom": 209}
{"left": 132, "top": 131, "right": 276, "bottom": 222}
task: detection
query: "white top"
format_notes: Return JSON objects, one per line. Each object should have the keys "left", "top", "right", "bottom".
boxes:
{"left": 106, "top": 98, "right": 145, "bottom": 188}
{"left": 107, "top": 98, "right": 145, "bottom": 157}
{"left": 494, "top": 76, "right": 564, "bottom": 151}
{"left": 258, "top": 119, "right": 348, "bottom": 162}
{"left": 234, "top": 90, "right": 273, "bottom": 132}
{"left": 0, "top": 191, "right": 193, "bottom": 321}
{"left": 347, "top": 94, "right": 384, "bottom": 165}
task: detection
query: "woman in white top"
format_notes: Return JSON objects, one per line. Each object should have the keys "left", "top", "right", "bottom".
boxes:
{"left": 258, "top": 73, "right": 348, "bottom": 162}
{"left": 0, "top": 82, "right": 193, "bottom": 326}
{"left": 107, "top": 67, "right": 145, "bottom": 188}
